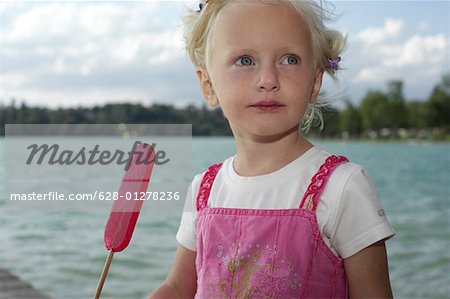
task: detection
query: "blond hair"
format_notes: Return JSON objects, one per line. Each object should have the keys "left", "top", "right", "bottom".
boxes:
{"left": 182, "top": 0, "right": 346, "bottom": 132}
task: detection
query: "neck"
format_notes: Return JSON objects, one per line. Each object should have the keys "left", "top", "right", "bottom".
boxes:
{"left": 232, "top": 126, "right": 313, "bottom": 176}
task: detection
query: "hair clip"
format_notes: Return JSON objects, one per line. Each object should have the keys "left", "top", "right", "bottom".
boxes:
{"left": 197, "top": 1, "right": 208, "bottom": 13}
{"left": 327, "top": 56, "right": 341, "bottom": 71}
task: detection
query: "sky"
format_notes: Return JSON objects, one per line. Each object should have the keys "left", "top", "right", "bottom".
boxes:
{"left": 0, "top": 0, "right": 449, "bottom": 109}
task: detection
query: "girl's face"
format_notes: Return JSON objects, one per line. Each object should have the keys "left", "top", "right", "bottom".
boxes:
{"left": 197, "top": 1, "right": 323, "bottom": 139}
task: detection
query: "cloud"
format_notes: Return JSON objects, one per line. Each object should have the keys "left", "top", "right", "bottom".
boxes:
{"left": 357, "top": 18, "right": 404, "bottom": 45}
{"left": 0, "top": 1, "right": 200, "bottom": 107}
{"left": 349, "top": 18, "right": 449, "bottom": 98}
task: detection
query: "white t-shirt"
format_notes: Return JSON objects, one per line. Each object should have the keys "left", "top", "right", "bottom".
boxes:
{"left": 176, "top": 147, "right": 395, "bottom": 259}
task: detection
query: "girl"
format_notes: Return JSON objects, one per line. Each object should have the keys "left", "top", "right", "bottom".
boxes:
{"left": 151, "top": 0, "right": 395, "bottom": 298}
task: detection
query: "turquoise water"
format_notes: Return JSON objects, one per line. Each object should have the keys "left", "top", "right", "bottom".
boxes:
{"left": 1, "top": 138, "right": 449, "bottom": 298}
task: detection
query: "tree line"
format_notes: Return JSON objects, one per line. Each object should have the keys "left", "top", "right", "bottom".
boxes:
{"left": 1, "top": 75, "right": 449, "bottom": 140}
{"left": 319, "top": 75, "right": 449, "bottom": 140}
{"left": 0, "top": 102, "right": 232, "bottom": 136}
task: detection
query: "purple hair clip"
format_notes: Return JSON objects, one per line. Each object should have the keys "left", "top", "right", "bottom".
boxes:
{"left": 327, "top": 56, "right": 341, "bottom": 71}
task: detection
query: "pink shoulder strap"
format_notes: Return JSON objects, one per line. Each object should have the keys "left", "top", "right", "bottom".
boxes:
{"left": 300, "top": 155, "right": 349, "bottom": 211}
{"left": 196, "top": 163, "right": 223, "bottom": 211}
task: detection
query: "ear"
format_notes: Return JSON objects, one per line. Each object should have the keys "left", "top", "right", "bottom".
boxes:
{"left": 310, "top": 68, "right": 324, "bottom": 104}
{"left": 196, "top": 67, "right": 220, "bottom": 108}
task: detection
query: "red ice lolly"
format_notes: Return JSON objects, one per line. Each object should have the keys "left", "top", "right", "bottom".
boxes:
{"left": 94, "top": 142, "right": 155, "bottom": 299}
{"left": 104, "top": 143, "right": 155, "bottom": 252}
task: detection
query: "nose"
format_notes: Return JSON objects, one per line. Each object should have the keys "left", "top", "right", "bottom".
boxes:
{"left": 257, "top": 65, "right": 280, "bottom": 92}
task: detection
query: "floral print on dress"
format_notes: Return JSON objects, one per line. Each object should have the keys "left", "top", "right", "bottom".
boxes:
{"left": 205, "top": 243, "right": 303, "bottom": 298}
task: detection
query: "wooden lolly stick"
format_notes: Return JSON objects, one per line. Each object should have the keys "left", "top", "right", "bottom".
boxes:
{"left": 94, "top": 250, "right": 114, "bottom": 299}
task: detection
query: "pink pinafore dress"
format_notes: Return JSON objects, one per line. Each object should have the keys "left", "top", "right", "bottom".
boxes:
{"left": 194, "top": 155, "right": 349, "bottom": 298}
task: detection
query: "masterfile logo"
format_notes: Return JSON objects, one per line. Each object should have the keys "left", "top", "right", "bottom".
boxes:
{"left": 3, "top": 124, "right": 191, "bottom": 213}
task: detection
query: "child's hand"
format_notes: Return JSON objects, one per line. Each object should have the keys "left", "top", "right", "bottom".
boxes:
{"left": 149, "top": 245, "right": 197, "bottom": 299}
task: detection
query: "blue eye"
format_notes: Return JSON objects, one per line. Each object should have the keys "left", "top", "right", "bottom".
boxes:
{"left": 282, "top": 55, "right": 299, "bottom": 65}
{"left": 236, "top": 55, "right": 254, "bottom": 66}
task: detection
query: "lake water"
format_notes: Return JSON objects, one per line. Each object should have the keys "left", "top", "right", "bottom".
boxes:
{"left": 1, "top": 138, "right": 449, "bottom": 298}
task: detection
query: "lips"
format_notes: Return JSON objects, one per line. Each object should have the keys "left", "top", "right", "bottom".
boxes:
{"left": 249, "top": 100, "right": 285, "bottom": 111}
